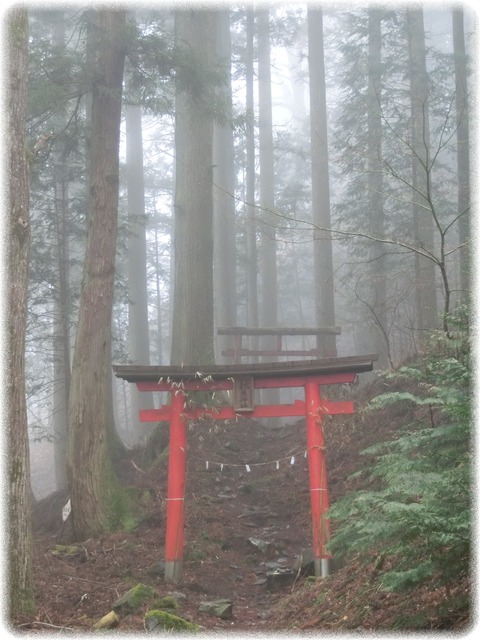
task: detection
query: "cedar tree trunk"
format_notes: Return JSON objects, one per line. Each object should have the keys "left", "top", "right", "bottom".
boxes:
{"left": 67, "top": 10, "right": 128, "bottom": 540}
{"left": 6, "top": 7, "right": 35, "bottom": 617}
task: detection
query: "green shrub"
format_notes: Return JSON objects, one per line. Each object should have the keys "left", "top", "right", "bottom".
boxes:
{"left": 328, "top": 308, "right": 472, "bottom": 592}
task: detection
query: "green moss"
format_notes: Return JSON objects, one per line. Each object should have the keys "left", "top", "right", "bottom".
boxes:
{"left": 186, "top": 548, "right": 207, "bottom": 562}
{"left": 101, "top": 459, "right": 143, "bottom": 532}
{"left": 52, "top": 544, "right": 82, "bottom": 555}
{"left": 155, "top": 595, "right": 178, "bottom": 611}
{"left": 9, "top": 586, "right": 35, "bottom": 618}
{"left": 144, "top": 610, "right": 200, "bottom": 632}
{"left": 140, "top": 488, "right": 155, "bottom": 506}
{"left": 113, "top": 583, "right": 158, "bottom": 616}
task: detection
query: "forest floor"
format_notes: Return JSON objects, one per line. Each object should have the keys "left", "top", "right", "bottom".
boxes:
{"left": 14, "top": 377, "right": 474, "bottom": 635}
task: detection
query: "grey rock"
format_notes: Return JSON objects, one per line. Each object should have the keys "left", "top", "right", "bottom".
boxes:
{"left": 266, "top": 569, "right": 296, "bottom": 592}
{"left": 198, "top": 599, "right": 233, "bottom": 620}
{"left": 248, "top": 537, "right": 271, "bottom": 553}
{"left": 147, "top": 561, "right": 166, "bottom": 577}
{"left": 265, "top": 561, "right": 283, "bottom": 570}
{"left": 224, "top": 441, "right": 240, "bottom": 452}
{"left": 293, "top": 548, "right": 315, "bottom": 576}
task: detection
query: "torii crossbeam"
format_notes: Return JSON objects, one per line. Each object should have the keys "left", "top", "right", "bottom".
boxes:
{"left": 114, "top": 356, "right": 376, "bottom": 583}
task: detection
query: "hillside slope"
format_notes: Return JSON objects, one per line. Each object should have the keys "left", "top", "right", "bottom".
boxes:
{"left": 22, "top": 375, "right": 472, "bottom": 633}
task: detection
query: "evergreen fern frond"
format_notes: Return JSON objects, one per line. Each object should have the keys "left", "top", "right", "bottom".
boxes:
{"left": 366, "top": 391, "right": 443, "bottom": 410}
{"left": 328, "top": 309, "right": 472, "bottom": 592}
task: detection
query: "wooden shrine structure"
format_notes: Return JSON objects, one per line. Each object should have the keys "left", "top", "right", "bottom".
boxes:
{"left": 114, "top": 355, "right": 376, "bottom": 583}
{"left": 218, "top": 325, "right": 341, "bottom": 362}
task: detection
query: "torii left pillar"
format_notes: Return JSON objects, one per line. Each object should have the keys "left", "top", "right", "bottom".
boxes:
{"left": 164, "top": 389, "right": 187, "bottom": 582}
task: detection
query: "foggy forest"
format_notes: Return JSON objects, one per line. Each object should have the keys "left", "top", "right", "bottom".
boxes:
{"left": 5, "top": 1, "right": 474, "bottom": 632}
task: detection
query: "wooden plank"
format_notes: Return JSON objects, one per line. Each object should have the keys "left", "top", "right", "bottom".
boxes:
{"left": 222, "top": 348, "right": 324, "bottom": 357}
{"left": 218, "top": 325, "right": 341, "bottom": 336}
{"left": 113, "top": 355, "right": 376, "bottom": 383}
{"left": 135, "top": 371, "right": 359, "bottom": 392}
{"left": 139, "top": 398, "right": 354, "bottom": 423}
{"left": 232, "top": 377, "right": 255, "bottom": 412}
{"left": 141, "top": 402, "right": 309, "bottom": 421}
{"left": 254, "top": 373, "right": 358, "bottom": 388}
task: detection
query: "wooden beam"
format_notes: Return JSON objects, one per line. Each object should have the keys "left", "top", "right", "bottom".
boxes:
{"left": 139, "top": 398, "right": 354, "bottom": 422}
{"left": 218, "top": 325, "right": 341, "bottom": 336}
{"left": 113, "top": 355, "right": 376, "bottom": 383}
{"left": 222, "top": 348, "right": 325, "bottom": 358}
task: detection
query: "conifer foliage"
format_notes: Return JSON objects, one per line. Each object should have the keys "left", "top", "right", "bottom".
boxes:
{"left": 328, "top": 307, "right": 471, "bottom": 593}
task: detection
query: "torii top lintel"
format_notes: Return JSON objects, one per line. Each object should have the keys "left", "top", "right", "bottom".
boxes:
{"left": 113, "top": 354, "right": 376, "bottom": 385}
{"left": 113, "top": 356, "right": 376, "bottom": 417}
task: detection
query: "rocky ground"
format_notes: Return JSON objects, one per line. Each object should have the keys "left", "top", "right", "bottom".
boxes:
{"left": 14, "top": 379, "right": 473, "bottom": 634}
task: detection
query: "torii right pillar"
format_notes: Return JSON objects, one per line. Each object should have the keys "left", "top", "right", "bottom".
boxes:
{"left": 305, "top": 380, "right": 334, "bottom": 577}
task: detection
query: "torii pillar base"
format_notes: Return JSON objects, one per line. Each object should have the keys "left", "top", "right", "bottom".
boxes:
{"left": 318, "top": 558, "right": 331, "bottom": 577}
{"left": 165, "top": 560, "right": 184, "bottom": 583}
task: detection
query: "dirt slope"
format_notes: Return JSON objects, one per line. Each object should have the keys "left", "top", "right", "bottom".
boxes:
{"left": 17, "top": 379, "right": 472, "bottom": 633}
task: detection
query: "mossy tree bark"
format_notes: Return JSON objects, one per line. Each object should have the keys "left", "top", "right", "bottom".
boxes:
{"left": 67, "top": 9, "right": 129, "bottom": 540}
{"left": 6, "top": 7, "right": 35, "bottom": 617}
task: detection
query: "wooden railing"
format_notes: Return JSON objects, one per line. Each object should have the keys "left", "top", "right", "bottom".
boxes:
{"left": 218, "top": 325, "right": 341, "bottom": 362}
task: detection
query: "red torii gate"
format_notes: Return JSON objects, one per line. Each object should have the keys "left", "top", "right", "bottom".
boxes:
{"left": 114, "top": 355, "right": 375, "bottom": 583}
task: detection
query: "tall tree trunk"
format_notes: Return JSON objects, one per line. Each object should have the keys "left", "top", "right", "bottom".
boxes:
{"left": 153, "top": 226, "right": 164, "bottom": 363}
{"left": 245, "top": 9, "right": 259, "bottom": 356}
{"left": 407, "top": 8, "right": 438, "bottom": 335}
{"left": 52, "top": 11, "right": 71, "bottom": 492}
{"left": 67, "top": 9, "right": 129, "bottom": 540}
{"left": 171, "top": 9, "right": 216, "bottom": 366}
{"left": 257, "top": 9, "right": 278, "bottom": 409}
{"left": 367, "top": 8, "right": 389, "bottom": 366}
{"left": 307, "top": 7, "right": 336, "bottom": 356}
{"left": 257, "top": 9, "right": 277, "bottom": 335}
{"left": 452, "top": 8, "right": 471, "bottom": 303}
{"left": 7, "top": 7, "right": 35, "bottom": 617}
{"left": 52, "top": 158, "right": 71, "bottom": 491}
{"left": 125, "top": 88, "right": 154, "bottom": 440}
{"left": 287, "top": 48, "right": 306, "bottom": 128}
{"left": 213, "top": 9, "right": 237, "bottom": 362}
